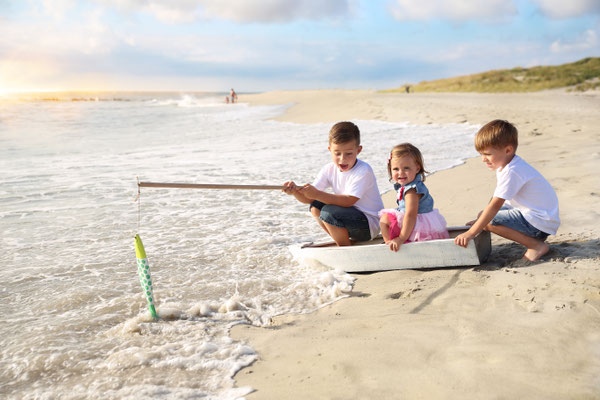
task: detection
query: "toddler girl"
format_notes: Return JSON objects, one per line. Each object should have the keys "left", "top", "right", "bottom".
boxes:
{"left": 379, "top": 143, "right": 449, "bottom": 251}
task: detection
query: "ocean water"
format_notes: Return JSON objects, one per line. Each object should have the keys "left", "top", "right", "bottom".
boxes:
{"left": 0, "top": 92, "right": 478, "bottom": 399}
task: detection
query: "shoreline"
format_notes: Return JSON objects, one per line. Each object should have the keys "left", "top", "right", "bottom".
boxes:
{"left": 232, "top": 90, "right": 600, "bottom": 399}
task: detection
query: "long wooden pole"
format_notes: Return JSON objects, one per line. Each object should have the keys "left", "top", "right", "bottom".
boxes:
{"left": 138, "top": 181, "right": 284, "bottom": 190}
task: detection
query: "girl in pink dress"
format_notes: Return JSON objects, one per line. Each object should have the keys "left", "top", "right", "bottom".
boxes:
{"left": 379, "top": 143, "right": 449, "bottom": 252}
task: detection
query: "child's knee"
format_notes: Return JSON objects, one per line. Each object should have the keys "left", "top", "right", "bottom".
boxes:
{"left": 310, "top": 206, "right": 321, "bottom": 218}
{"left": 380, "top": 213, "right": 389, "bottom": 224}
{"left": 319, "top": 205, "right": 334, "bottom": 220}
{"left": 319, "top": 205, "right": 344, "bottom": 228}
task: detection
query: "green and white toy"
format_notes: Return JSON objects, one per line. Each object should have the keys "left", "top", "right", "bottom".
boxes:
{"left": 134, "top": 234, "right": 158, "bottom": 319}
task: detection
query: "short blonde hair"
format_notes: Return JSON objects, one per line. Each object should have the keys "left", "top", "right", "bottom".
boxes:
{"left": 387, "top": 143, "right": 427, "bottom": 181}
{"left": 475, "top": 119, "right": 518, "bottom": 152}
{"left": 329, "top": 121, "right": 360, "bottom": 145}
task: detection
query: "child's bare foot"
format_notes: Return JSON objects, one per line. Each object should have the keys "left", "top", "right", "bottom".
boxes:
{"left": 523, "top": 242, "right": 550, "bottom": 261}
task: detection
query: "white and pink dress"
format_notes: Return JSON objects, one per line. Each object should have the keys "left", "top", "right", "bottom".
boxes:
{"left": 379, "top": 175, "right": 449, "bottom": 242}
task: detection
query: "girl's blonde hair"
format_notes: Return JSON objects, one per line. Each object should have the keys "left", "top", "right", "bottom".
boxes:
{"left": 387, "top": 143, "right": 427, "bottom": 181}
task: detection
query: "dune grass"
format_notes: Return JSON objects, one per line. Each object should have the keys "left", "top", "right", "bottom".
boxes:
{"left": 382, "top": 57, "right": 600, "bottom": 93}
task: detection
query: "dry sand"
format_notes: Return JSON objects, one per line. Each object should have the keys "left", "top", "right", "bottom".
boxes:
{"left": 231, "top": 90, "right": 600, "bottom": 399}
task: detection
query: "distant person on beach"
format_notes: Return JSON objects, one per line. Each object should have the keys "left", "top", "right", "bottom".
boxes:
{"left": 282, "top": 121, "right": 384, "bottom": 246}
{"left": 379, "top": 143, "right": 449, "bottom": 252}
{"left": 225, "top": 96, "right": 230, "bottom": 104}
{"left": 230, "top": 89, "right": 237, "bottom": 103}
{"left": 454, "top": 119, "right": 560, "bottom": 261}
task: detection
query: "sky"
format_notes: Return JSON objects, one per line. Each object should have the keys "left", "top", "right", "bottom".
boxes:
{"left": 0, "top": 0, "right": 598, "bottom": 92}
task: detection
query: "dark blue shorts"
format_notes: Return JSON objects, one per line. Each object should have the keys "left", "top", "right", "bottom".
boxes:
{"left": 310, "top": 201, "right": 371, "bottom": 242}
{"left": 491, "top": 205, "right": 549, "bottom": 240}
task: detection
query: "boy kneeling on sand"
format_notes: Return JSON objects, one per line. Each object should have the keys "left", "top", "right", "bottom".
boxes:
{"left": 454, "top": 120, "right": 560, "bottom": 261}
{"left": 282, "top": 121, "right": 384, "bottom": 246}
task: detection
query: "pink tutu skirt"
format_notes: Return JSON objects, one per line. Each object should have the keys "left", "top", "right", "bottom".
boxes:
{"left": 379, "top": 208, "right": 449, "bottom": 242}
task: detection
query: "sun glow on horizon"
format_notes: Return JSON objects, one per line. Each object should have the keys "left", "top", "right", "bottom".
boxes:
{"left": 0, "top": 87, "right": 67, "bottom": 94}
{"left": 0, "top": 87, "right": 73, "bottom": 101}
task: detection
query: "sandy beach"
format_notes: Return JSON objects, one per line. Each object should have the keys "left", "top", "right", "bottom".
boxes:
{"left": 231, "top": 90, "right": 600, "bottom": 399}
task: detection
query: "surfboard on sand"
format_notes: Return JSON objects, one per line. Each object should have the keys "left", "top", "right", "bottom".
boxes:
{"left": 289, "top": 226, "right": 491, "bottom": 272}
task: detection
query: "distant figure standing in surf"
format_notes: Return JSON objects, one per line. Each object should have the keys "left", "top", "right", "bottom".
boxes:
{"left": 230, "top": 89, "right": 237, "bottom": 103}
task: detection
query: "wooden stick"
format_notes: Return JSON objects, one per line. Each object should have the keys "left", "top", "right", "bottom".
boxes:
{"left": 138, "top": 181, "right": 284, "bottom": 190}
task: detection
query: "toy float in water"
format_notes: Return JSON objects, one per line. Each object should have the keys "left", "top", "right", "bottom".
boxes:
{"left": 134, "top": 234, "right": 158, "bottom": 319}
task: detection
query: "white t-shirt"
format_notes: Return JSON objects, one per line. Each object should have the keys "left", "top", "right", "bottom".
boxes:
{"left": 313, "top": 159, "right": 384, "bottom": 239}
{"left": 494, "top": 155, "right": 560, "bottom": 235}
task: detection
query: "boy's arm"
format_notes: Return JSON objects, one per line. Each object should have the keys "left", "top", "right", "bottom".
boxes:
{"left": 298, "top": 163, "right": 374, "bottom": 208}
{"left": 299, "top": 184, "right": 359, "bottom": 207}
{"left": 282, "top": 181, "right": 313, "bottom": 204}
{"left": 290, "top": 189, "right": 313, "bottom": 204}
{"left": 455, "top": 197, "right": 505, "bottom": 247}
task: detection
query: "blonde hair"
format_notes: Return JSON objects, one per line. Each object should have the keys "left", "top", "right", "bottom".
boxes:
{"left": 329, "top": 121, "right": 360, "bottom": 145}
{"left": 475, "top": 119, "right": 518, "bottom": 152}
{"left": 387, "top": 143, "right": 427, "bottom": 181}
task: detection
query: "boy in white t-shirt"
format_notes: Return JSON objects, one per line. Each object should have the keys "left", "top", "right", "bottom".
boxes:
{"left": 455, "top": 120, "right": 560, "bottom": 261}
{"left": 283, "top": 121, "right": 384, "bottom": 246}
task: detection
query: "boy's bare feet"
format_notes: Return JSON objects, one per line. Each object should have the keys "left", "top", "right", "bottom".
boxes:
{"left": 523, "top": 241, "right": 550, "bottom": 261}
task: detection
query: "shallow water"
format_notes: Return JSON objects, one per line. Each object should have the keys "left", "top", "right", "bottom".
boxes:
{"left": 0, "top": 92, "right": 478, "bottom": 399}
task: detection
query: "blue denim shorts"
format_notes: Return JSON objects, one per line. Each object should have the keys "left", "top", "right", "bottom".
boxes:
{"left": 310, "top": 201, "right": 371, "bottom": 242}
{"left": 491, "top": 205, "right": 549, "bottom": 240}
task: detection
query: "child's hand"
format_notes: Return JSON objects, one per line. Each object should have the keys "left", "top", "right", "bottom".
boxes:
{"left": 282, "top": 181, "right": 298, "bottom": 195}
{"left": 454, "top": 232, "right": 474, "bottom": 248}
{"left": 299, "top": 184, "right": 318, "bottom": 200}
{"left": 388, "top": 238, "right": 403, "bottom": 252}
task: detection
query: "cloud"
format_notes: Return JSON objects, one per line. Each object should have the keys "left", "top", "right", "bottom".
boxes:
{"left": 531, "top": 0, "right": 600, "bottom": 19}
{"left": 40, "top": 0, "right": 77, "bottom": 20}
{"left": 94, "top": 0, "right": 352, "bottom": 23}
{"left": 0, "top": 15, "right": 114, "bottom": 56}
{"left": 0, "top": 8, "right": 122, "bottom": 91}
{"left": 197, "top": 0, "right": 352, "bottom": 23}
{"left": 390, "top": 0, "right": 517, "bottom": 22}
{"left": 101, "top": 0, "right": 203, "bottom": 23}
{"left": 551, "top": 29, "right": 599, "bottom": 53}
